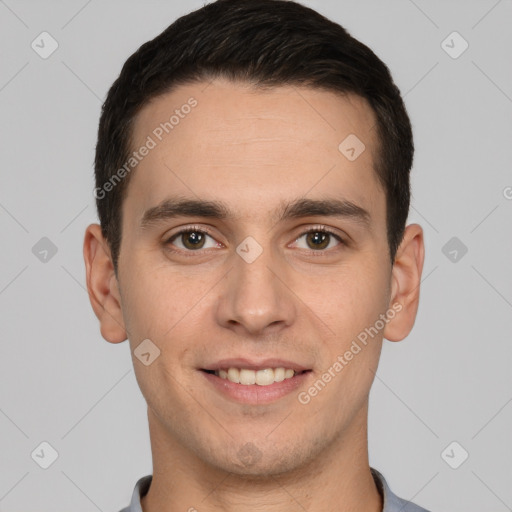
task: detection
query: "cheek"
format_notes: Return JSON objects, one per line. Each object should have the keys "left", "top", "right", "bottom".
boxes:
{"left": 310, "top": 260, "right": 390, "bottom": 341}
{"left": 120, "top": 260, "right": 217, "bottom": 367}
{"left": 298, "top": 267, "right": 387, "bottom": 423}
{"left": 119, "top": 257, "right": 183, "bottom": 341}
{"left": 121, "top": 267, "right": 204, "bottom": 409}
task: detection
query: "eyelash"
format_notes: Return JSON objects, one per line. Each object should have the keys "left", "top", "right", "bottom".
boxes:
{"left": 164, "top": 224, "right": 345, "bottom": 256}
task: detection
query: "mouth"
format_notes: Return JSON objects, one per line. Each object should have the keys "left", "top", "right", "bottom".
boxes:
{"left": 199, "top": 359, "right": 313, "bottom": 404}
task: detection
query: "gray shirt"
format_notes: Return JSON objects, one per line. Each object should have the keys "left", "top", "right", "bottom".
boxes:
{"left": 119, "top": 468, "right": 430, "bottom": 511}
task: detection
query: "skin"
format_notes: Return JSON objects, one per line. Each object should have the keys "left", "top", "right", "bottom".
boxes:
{"left": 84, "top": 79, "right": 424, "bottom": 511}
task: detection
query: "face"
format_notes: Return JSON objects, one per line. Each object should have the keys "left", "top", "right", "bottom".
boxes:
{"left": 91, "top": 79, "right": 412, "bottom": 477}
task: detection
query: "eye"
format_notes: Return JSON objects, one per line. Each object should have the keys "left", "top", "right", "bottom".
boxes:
{"left": 165, "top": 226, "right": 222, "bottom": 251}
{"left": 291, "top": 227, "right": 343, "bottom": 251}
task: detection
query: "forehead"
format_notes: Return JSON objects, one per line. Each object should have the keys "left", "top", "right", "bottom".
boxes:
{"left": 126, "top": 79, "right": 383, "bottom": 224}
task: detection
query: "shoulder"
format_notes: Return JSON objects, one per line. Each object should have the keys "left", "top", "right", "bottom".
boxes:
{"left": 118, "top": 475, "right": 152, "bottom": 512}
{"left": 371, "top": 468, "right": 431, "bottom": 512}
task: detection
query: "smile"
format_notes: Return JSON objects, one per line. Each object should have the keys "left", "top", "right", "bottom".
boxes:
{"left": 200, "top": 366, "right": 312, "bottom": 404}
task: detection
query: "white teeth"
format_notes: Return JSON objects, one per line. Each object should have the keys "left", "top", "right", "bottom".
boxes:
{"left": 255, "top": 368, "right": 274, "bottom": 386}
{"left": 227, "top": 367, "right": 240, "bottom": 383}
{"left": 239, "top": 368, "right": 256, "bottom": 385}
{"left": 215, "top": 367, "right": 298, "bottom": 386}
{"left": 273, "top": 367, "right": 285, "bottom": 382}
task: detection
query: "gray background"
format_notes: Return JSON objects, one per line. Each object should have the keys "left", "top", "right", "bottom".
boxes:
{"left": 1, "top": 0, "right": 511, "bottom": 510}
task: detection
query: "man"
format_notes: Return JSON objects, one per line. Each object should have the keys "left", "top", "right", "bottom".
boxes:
{"left": 83, "top": 0, "right": 427, "bottom": 510}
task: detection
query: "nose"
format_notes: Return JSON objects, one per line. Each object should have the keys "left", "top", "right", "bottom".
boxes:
{"left": 215, "top": 243, "right": 297, "bottom": 337}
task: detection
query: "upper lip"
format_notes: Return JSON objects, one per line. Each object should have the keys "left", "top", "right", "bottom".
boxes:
{"left": 201, "top": 358, "right": 312, "bottom": 372}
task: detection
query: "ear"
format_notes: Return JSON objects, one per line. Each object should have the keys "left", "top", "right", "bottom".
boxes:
{"left": 383, "top": 223, "right": 425, "bottom": 342}
{"left": 83, "top": 223, "right": 127, "bottom": 343}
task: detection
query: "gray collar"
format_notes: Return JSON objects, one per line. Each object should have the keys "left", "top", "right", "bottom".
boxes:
{"left": 120, "top": 468, "right": 430, "bottom": 512}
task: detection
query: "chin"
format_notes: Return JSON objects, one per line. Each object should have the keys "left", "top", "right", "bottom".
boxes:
{"left": 200, "top": 438, "right": 315, "bottom": 479}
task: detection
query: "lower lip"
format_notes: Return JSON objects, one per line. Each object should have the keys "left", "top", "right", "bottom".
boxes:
{"left": 200, "top": 370, "right": 312, "bottom": 404}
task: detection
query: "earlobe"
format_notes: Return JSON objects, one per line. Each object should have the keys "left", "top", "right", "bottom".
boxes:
{"left": 383, "top": 224, "right": 425, "bottom": 342}
{"left": 83, "top": 223, "right": 127, "bottom": 344}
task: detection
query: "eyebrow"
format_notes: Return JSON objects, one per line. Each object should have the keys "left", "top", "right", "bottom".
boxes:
{"left": 140, "top": 196, "right": 371, "bottom": 229}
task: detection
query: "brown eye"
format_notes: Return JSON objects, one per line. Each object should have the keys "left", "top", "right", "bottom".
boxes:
{"left": 180, "top": 231, "right": 206, "bottom": 250}
{"left": 167, "top": 229, "right": 220, "bottom": 252}
{"left": 305, "top": 231, "right": 330, "bottom": 250}
{"left": 292, "top": 229, "right": 343, "bottom": 252}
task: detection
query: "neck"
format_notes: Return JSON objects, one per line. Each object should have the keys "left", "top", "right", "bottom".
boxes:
{"left": 141, "top": 406, "right": 382, "bottom": 512}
